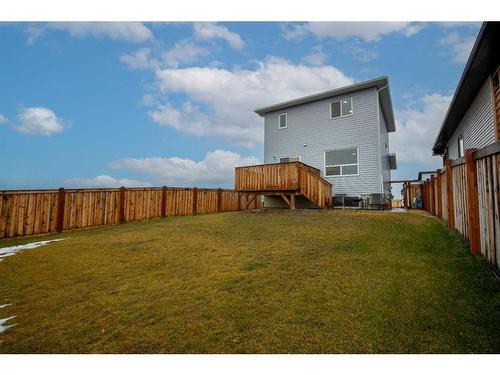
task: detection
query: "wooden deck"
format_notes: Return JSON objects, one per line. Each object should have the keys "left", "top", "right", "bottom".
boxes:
{"left": 235, "top": 162, "right": 332, "bottom": 209}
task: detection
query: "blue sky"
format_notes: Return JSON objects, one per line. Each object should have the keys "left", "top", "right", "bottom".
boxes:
{"left": 0, "top": 22, "right": 481, "bottom": 195}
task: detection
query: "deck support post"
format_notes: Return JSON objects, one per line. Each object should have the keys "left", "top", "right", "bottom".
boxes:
{"left": 246, "top": 194, "right": 257, "bottom": 209}
{"left": 290, "top": 194, "right": 296, "bottom": 209}
{"left": 465, "top": 149, "right": 481, "bottom": 255}
{"left": 280, "top": 194, "right": 291, "bottom": 208}
{"left": 445, "top": 160, "right": 455, "bottom": 230}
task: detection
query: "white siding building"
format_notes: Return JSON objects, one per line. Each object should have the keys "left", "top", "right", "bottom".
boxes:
{"left": 433, "top": 22, "right": 500, "bottom": 161}
{"left": 256, "top": 77, "right": 397, "bottom": 201}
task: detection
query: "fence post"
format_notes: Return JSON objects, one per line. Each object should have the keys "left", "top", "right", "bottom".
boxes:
{"left": 436, "top": 169, "right": 442, "bottom": 219}
{"left": 445, "top": 159, "right": 455, "bottom": 230}
{"left": 192, "top": 187, "right": 198, "bottom": 215}
{"left": 237, "top": 192, "right": 241, "bottom": 211}
{"left": 217, "top": 188, "right": 222, "bottom": 212}
{"left": 161, "top": 186, "right": 167, "bottom": 217}
{"left": 119, "top": 186, "right": 126, "bottom": 224}
{"left": 429, "top": 175, "right": 435, "bottom": 216}
{"left": 56, "top": 187, "right": 65, "bottom": 232}
{"left": 465, "top": 149, "right": 481, "bottom": 255}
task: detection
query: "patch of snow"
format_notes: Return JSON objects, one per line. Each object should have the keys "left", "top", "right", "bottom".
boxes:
{"left": 0, "top": 304, "right": 11, "bottom": 309}
{"left": 391, "top": 208, "right": 407, "bottom": 213}
{"left": 0, "top": 238, "right": 69, "bottom": 260}
{"left": 0, "top": 316, "right": 16, "bottom": 333}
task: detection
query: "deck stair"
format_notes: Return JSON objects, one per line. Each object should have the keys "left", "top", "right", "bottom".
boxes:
{"left": 234, "top": 162, "right": 332, "bottom": 209}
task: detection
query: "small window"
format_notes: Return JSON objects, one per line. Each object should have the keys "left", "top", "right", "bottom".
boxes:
{"left": 458, "top": 135, "right": 464, "bottom": 158}
{"left": 330, "top": 97, "right": 353, "bottom": 119}
{"left": 279, "top": 156, "right": 301, "bottom": 163}
{"left": 278, "top": 113, "right": 288, "bottom": 129}
{"left": 325, "top": 148, "right": 359, "bottom": 176}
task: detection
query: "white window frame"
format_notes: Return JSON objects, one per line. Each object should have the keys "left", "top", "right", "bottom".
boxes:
{"left": 279, "top": 156, "right": 301, "bottom": 163}
{"left": 324, "top": 147, "right": 359, "bottom": 177}
{"left": 330, "top": 97, "right": 353, "bottom": 119}
{"left": 278, "top": 112, "right": 288, "bottom": 129}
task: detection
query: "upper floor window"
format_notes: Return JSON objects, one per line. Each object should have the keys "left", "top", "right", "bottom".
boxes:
{"left": 278, "top": 113, "right": 288, "bottom": 129}
{"left": 330, "top": 98, "right": 353, "bottom": 119}
{"left": 325, "top": 148, "right": 359, "bottom": 176}
{"left": 458, "top": 134, "right": 464, "bottom": 158}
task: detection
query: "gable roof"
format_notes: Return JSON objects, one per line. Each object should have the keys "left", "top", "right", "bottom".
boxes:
{"left": 433, "top": 22, "right": 500, "bottom": 155}
{"left": 254, "top": 76, "right": 396, "bottom": 132}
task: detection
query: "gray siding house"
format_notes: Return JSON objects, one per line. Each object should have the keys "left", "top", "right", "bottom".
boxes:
{"left": 433, "top": 22, "right": 500, "bottom": 161}
{"left": 256, "top": 77, "right": 397, "bottom": 202}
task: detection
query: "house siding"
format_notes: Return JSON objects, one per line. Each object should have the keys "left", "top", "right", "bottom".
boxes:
{"left": 264, "top": 87, "right": 383, "bottom": 196}
{"left": 379, "top": 100, "right": 391, "bottom": 195}
{"left": 446, "top": 77, "right": 496, "bottom": 160}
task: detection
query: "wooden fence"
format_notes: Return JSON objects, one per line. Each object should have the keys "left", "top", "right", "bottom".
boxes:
{"left": 420, "top": 142, "right": 500, "bottom": 270}
{"left": 0, "top": 186, "right": 260, "bottom": 239}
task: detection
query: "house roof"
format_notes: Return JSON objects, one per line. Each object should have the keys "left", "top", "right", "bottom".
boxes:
{"left": 418, "top": 171, "right": 436, "bottom": 181}
{"left": 433, "top": 22, "right": 500, "bottom": 155}
{"left": 254, "top": 76, "right": 396, "bottom": 132}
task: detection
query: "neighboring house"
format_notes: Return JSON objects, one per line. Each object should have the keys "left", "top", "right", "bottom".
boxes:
{"left": 255, "top": 76, "right": 397, "bottom": 203}
{"left": 433, "top": 22, "right": 500, "bottom": 161}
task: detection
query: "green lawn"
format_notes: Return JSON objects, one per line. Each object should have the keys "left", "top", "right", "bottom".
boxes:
{"left": 0, "top": 209, "right": 499, "bottom": 353}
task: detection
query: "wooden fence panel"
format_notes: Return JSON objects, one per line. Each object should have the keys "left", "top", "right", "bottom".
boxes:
{"left": 452, "top": 163, "right": 468, "bottom": 238}
{"left": 476, "top": 154, "right": 499, "bottom": 267}
{"left": 196, "top": 189, "right": 218, "bottom": 214}
{"left": 441, "top": 172, "right": 448, "bottom": 222}
{"left": 0, "top": 191, "right": 59, "bottom": 238}
{"left": 0, "top": 186, "right": 259, "bottom": 239}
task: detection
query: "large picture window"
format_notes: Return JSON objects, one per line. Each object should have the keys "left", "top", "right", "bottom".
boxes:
{"left": 325, "top": 148, "right": 359, "bottom": 176}
{"left": 330, "top": 98, "right": 353, "bottom": 119}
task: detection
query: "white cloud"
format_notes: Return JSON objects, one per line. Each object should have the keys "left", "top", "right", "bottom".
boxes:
{"left": 108, "top": 150, "right": 259, "bottom": 186}
{"left": 0, "top": 113, "right": 7, "bottom": 124}
{"left": 162, "top": 41, "right": 210, "bottom": 68}
{"left": 281, "top": 23, "right": 310, "bottom": 42}
{"left": 193, "top": 22, "right": 244, "bottom": 50}
{"left": 64, "top": 175, "right": 151, "bottom": 188}
{"left": 152, "top": 56, "right": 353, "bottom": 147}
{"left": 121, "top": 42, "right": 209, "bottom": 70}
{"left": 25, "top": 25, "right": 45, "bottom": 46}
{"left": 120, "top": 48, "right": 159, "bottom": 70}
{"left": 16, "top": 107, "right": 66, "bottom": 136}
{"left": 344, "top": 44, "right": 379, "bottom": 62}
{"left": 283, "top": 22, "right": 423, "bottom": 42}
{"left": 47, "top": 22, "right": 153, "bottom": 43}
{"left": 438, "top": 31, "right": 476, "bottom": 64}
{"left": 391, "top": 93, "right": 452, "bottom": 165}
{"left": 301, "top": 46, "right": 327, "bottom": 66}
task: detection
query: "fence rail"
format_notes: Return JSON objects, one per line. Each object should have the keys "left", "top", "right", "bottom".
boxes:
{"left": 419, "top": 143, "right": 500, "bottom": 270}
{"left": 0, "top": 186, "right": 260, "bottom": 239}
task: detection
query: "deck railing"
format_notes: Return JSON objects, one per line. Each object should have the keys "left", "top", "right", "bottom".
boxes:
{"left": 235, "top": 162, "right": 332, "bottom": 208}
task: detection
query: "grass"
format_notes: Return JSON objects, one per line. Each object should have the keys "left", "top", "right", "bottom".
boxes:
{"left": 0, "top": 209, "right": 499, "bottom": 353}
